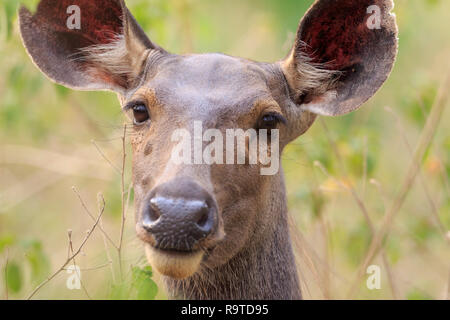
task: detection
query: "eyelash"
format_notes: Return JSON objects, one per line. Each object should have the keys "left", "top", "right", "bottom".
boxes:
{"left": 125, "top": 101, "right": 150, "bottom": 125}
{"left": 258, "top": 112, "right": 287, "bottom": 130}
{"left": 124, "top": 101, "right": 147, "bottom": 111}
{"left": 124, "top": 102, "right": 286, "bottom": 129}
{"left": 266, "top": 112, "right": 287, "bottom": 124}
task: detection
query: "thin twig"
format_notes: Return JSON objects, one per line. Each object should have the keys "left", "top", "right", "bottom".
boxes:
{"left": 313, "top": 160, "right": 374, "bottom": 231}
{"left": 369, "top": 179, "right": 390, "bottom": 208}
{"left": 67, "top": 231, "right": 92, "bottom": 299}
{"left": 69, "top": 97, "right": 107, "bottom": 139}
{"left": 319, "top": 214, "right": 332, "bottom": 299}
{"left": 117, "top": 124, "right": 127, "bottom": 278}
{"left": 437, "top": 156, "right": 450, "bottom": 197}
{"left": 97, "top": 193, "right": 116, "bottom": 284}
{"left": 72, "top": 186, "right": 118, "bottom": 250}
{"left": 26, "top": 194, "right": 106, "bottom": 300}
{"left": 314, "top": 161, "right": 398, "bottom": 298}
{"left": 63, "top": 261, "right": 112, "bottom": 272}
{"left": 125, "top": 184, "right": 133, "bottom": 222}
{"left": 347, "top": 73, "right": 450, "bottom": 298}
{"left": 0, "top": 145, "right": 112, "bottom": 180}
{"left": 91, "top": 139, "right": 122, "bottom": 174}
{"left": 362, "top": 136, "right": 368, "bottom": 198}
{"left": 290, "top": 217, "right": 351, "bottom": 292}
{"left": 447, "top": 266, "right": 450, "bottom": 300}
{"left": 385, "top": 106, "right": 447, "bottom": 236}
{"left": 0, "top": 172, "right": 64, "bottom": 214}
{"left": 319, "top": 120, "right": 374, "bottom": 231}
{"left": 447, "top": 232, "right": 450, "bottom": 300}
{"left": 4, "top": 249, "right": 9, "bottom": 300}
{"left": 381, "top": 246, "right": 399, "bottom": 299}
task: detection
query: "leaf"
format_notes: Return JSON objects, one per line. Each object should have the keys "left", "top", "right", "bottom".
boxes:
{"left": 385, "top": 235, "right": 402, "bottom": 265}
{"left": 0, "top": 235, "right": 15, "bottom": 253}
{"left": 54, "top": 84, "right": 70, "bottom": 98}
{"left": 410, "top": 218, "right": 438, "bottom": 246}
{"left": 22, "top": 240, "right": 51, "bottom": 283}
{"left": 108, "top": 282, "right": 131, "bottom": 300}
{"left": 406, "top": 289, "right": 433, "bottom": 300}
{"left": 5, "top": 261, "right": 23, "bottom": 294}
{"left": 131, "top": 266, "right": 158, "bottom": 300}
{"left": 1, "top": 0, "right": 38, "bottom": 40}
{"left": 426, "top": 0, "right": 440, "bottom": 7}
{"left": 345, "top": 223, "right": 371, "bottom": 267}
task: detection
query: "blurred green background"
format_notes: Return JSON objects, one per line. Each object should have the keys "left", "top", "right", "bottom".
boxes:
{"left": 0, "top": 0, "right": 449, "bottom": 299}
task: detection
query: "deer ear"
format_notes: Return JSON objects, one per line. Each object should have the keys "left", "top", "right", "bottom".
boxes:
{"left": 19, "top": 0, "right": 163, "bottom": 94}
{"left": 281, "top": 0, "right": 398, "bottom": 116}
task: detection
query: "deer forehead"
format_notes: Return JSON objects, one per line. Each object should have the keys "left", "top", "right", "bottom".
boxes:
{"left": 131, "top": 53, "right": 280, "bottom": 118}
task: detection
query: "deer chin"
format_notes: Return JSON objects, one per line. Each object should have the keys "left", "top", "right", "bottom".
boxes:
{"left": 145, "top": 244, "right": 204, "bottom": 279}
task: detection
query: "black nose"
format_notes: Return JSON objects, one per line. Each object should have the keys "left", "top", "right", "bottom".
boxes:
{"left": 141, "top": 178, "right": 217, "bottom": 251}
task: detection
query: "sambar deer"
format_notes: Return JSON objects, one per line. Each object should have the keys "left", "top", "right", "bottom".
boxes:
{"left": 19, "top": 0, "right": 398, "bottom": 299}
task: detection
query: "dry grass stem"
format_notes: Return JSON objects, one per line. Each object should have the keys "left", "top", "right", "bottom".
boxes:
{"left": 347, "top": 73, "right": 450, "bottom": 298}
{"left": 26, "top": 193, "right": 106, "bottom": 300}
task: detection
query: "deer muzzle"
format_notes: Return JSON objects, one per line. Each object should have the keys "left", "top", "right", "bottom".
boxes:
{"left": 136, "top": 177, "right": 220, "bottom": 278}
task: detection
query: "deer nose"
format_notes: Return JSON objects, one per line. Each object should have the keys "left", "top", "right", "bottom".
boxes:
{"left": 140, "top": 179, "right": 217, "bottom": 251}
{"left": 145, "top": 197, "right": 212, "bottom": 234}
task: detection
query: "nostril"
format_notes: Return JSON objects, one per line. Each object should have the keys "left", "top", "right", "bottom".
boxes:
{"left": 142, "top": 186, "right": 217, "bottom": 243}
{"left": 196, "top": 203, "right": 210, "bottom": 228}
{"left": 147, "top": 198, "right": 161, "bottom": 223}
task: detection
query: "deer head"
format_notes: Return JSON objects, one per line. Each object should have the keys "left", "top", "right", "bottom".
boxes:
{"left": 19, "top": 0, "right": 397, "bottom": 287}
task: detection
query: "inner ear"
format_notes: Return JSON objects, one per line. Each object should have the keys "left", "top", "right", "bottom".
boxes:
{"left": 282, "top": 0, "right": 398, "bottom": 116}
{"left": 19, "top": 0, "right": 159, "bottom": 93}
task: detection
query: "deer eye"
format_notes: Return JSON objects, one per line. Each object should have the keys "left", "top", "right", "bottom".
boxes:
{"left": 258, "top": 113, "right": 286, "bottom": 130}
{"left": 132, "top": 104, "right": 150, "bottom": 125}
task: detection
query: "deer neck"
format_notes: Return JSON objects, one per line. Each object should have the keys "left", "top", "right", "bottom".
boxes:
{"left": 164, "top": 173, "right": 301, "bottom": 300}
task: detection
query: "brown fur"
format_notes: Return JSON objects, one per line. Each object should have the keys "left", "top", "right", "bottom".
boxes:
{"left": 19, "top": 0, "right": 398, "bottom": 300}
